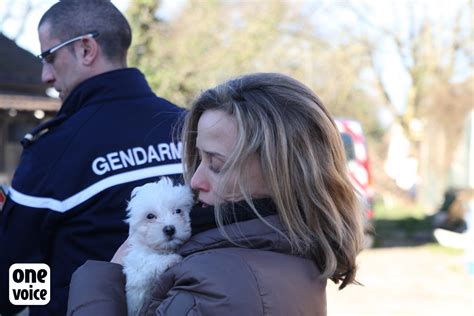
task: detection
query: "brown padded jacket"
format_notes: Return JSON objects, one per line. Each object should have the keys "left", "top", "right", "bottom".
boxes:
{"left": 67, "top": 215, "right": 327, "bottom": 315}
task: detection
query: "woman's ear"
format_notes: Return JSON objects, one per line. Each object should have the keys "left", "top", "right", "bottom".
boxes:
{"left": 77, "top": 37, "right": 99, "bottom": 65}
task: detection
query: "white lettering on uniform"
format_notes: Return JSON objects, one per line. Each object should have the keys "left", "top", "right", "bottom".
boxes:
{"left": 158, "top": 144, "right": 172, "bottom": 161}
{"left": 120, "top": 149, "right": 135, "bottom": 168}
{"left": 107, "top": 152, "right": 123, "bottom": 171}
{"left": 91, "top": 142, "right": 183, "bottom": 176}
{"left": 147, "top": 145, "right": 161, "bottom": 163}
{"left": 132, "top": 147, "right": 147, "bottom": 165}
{"left": 170, "top": 142, "right": 182, "bottom": 159}
{"left": 92, "top": 157, "right": 110, "bottom": 175}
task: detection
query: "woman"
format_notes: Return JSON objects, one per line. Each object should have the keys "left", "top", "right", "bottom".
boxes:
{"left": 67, "top": 73, "right": 364, "bottom": 315}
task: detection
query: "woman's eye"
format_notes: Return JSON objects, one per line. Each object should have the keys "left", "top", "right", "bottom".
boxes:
{"left": 146, "top": 213, "right": 156, "bottom": 219}
{"left": 209, "top": 165, "right": 221, "bottom": 173}
{"left": 209, "top": 157, "right": 222, "bottom": 173}
{"left": 175, "top": 209, "right": 182, "bottom": 214}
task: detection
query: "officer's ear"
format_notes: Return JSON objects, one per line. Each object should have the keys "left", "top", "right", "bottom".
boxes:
{"left": 76, "top": 36, "right": 99, "bottom": 66}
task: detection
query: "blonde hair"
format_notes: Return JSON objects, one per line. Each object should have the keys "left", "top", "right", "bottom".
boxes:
{"left": 182, "top": 73, "right": 364, "bottom": 289}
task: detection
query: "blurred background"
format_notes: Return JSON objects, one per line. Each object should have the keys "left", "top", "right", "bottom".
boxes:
{"left": 1, "top": 0, "right": 473, "bottom": 315}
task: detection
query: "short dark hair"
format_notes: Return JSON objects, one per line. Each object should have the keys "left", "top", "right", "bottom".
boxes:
{"left": 39, "top": 0, "right": 132, "bottom": 64}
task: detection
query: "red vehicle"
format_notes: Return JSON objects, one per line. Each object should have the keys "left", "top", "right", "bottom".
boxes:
{"left": 336, "top": 118, "right": 374, "bottom": 246}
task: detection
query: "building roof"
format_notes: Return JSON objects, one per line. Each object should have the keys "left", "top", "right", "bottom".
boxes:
{"left": 0, "top": 33, "right": 49, "bottom": 95}
{"left": 0, "top": 33, "right": 59, "bottom": 111}
{"left": 0, "top": 93, "right": 59, "bottom": 112}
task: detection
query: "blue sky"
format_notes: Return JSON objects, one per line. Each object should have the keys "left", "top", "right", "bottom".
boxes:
{"left": 0, "top": 0, "right": 186, "bottom": 54}
{"left": 1, "top": 1, "right": 129, "bottom": 53}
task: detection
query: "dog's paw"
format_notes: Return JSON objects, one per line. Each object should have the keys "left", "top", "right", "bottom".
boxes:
{"left": 155, "top": 253, "right": 182, "bottom": 274}
{"left": 168, "top": 253, "right": 183, "bottom": 266}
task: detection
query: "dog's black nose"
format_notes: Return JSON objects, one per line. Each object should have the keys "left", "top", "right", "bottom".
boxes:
{"left": 163, "top": 225, "right": 176, "bottom": 237}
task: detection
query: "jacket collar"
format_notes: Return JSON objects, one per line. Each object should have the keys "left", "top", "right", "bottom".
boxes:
{"left": 57, "top": 68, "right": 153, "bottom": 117}
{"left": 179, "top": 199, "right": 292, "bottom": 257}
{"left": 189, "top": 198, "right": 277, "bottom": 235}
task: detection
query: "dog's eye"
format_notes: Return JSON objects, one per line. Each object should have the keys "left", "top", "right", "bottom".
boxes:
{"left": 175, "top": 209, "right": 182, "bottom": 214}
{"left": 146, "top": 213, "right": 156, "bottom": 219}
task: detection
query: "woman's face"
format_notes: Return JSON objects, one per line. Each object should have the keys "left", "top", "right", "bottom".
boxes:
{"left": 190, "top": 109, "right": 270, "bottom": 206}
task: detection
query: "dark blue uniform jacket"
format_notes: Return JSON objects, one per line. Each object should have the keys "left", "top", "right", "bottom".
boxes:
{"left": 0, "top": 68, "right": 184, "bottom": 316}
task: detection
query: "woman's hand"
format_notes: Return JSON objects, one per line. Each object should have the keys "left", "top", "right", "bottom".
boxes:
{"left": 110, "top": 239, "right": 130, "bottom": 265}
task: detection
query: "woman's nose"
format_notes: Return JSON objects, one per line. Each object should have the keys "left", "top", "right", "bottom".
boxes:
{"left": 190, "top": 163, "right": 209, "bottom": 192}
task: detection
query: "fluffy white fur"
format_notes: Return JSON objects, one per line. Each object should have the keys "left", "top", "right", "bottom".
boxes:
{"left": 123, "top": 177, "right": 193, "bottom": 315}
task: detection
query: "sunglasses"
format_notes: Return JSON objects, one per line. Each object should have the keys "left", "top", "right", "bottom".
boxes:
{"left": 37, "top": 31, "right": 99, "bottom": 64}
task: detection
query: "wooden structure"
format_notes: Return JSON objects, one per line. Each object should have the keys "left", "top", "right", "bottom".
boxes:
{"left": 0, "top": 33, "right": 60, "bottom": 183}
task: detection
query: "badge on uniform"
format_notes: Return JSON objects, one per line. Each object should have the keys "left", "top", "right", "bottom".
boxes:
{"left": 0, "top": 185, "right": 7, "bottom": 213}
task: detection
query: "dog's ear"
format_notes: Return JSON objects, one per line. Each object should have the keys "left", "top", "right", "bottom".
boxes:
{"left": 179, "top": 185, "right": 195, "bottom": 213}
{"left": 131, "top": 185, "right": 141, "bottom": 199}
{"left": 157, "top": 176, "right": 173, "bottom": 187}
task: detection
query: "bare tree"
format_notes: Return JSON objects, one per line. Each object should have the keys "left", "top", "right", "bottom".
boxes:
{"left": 125, "top": 0, "right": 380, "bottom": 134}
{"left": 343, "top": 1, "right": 471, "bottom": 137}
{"left": 334, "top": 0, "right": 473, "bottom": 204}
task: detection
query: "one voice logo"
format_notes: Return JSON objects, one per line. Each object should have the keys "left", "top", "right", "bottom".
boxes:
{"left": 9, "top": 264, "right": 50, "bottom": 305}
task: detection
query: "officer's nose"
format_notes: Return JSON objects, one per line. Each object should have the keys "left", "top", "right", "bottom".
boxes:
{"left": 41, "top": 64, "right": 55, "bottom": 85}
{"left": 163, "top": 225, "right": 175, "bottom": 237}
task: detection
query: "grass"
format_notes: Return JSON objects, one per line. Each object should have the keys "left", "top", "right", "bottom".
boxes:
{"left": 373, "top": 200, "right": 426, "bottom": 220}
{"left": 424, "top": 242, "right": 465, "bottom": 255}
{"left": 371, "top": 200, "right": 468, "bottom": 255}
{"left": 372, "top": 200, "right": 436, "bottom": 248}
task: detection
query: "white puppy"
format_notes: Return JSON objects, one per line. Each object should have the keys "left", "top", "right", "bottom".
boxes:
{"left": 123, "top": 177, "right": 193, "bottom": 315}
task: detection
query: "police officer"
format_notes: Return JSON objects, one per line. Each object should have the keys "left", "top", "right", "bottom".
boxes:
{"left": 0, "top": 1, "right": 184, "bottom": 315}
